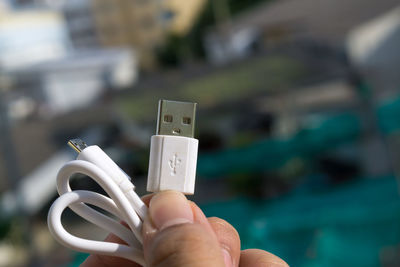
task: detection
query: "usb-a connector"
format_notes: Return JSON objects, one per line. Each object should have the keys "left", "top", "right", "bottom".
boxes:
{"left": 157, "top": 100, "right": 197, "bottom": 138}
{"left": 148, "top": 100, "right": 199, "bottom": 194}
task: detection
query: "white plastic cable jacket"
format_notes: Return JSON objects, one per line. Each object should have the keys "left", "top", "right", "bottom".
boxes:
{"left": 47, "top": 160, "right": 146, "bottom": 265}
{"left": 48, "top": 100, "right": 199, "bottom": 266}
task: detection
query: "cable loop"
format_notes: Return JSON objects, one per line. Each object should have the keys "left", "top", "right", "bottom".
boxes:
{"left": 47, "top": 160, "right": 145, "bottom": 265}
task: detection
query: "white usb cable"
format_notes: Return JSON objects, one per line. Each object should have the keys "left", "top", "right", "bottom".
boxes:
{"left": 47, "top": 100, "right": 198, "bottom": 266}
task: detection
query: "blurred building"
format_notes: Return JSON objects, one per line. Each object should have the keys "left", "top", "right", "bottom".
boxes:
{"left": 59, "top": 0, "right": 164, "bottom": 69}
{"left": 62, "top": 0, "right": 99, "bottom": 49}
{"left": 0, "top": 7, "right": 69, "bottom": 71}
{"left": 160, "top": 0, "right": 206, "bottom": 35}
{"left": 0, "top": 3, "right": 138, "bottom": 121}
{"left": 59, "top": 0, "right": 206, "bottom": 69}
{"left": 205, "top": 0, "right": 400, "bottom": 64}
{"left": 91, "top": 0, "right": 163, "bottom": 70}
{"left": 347, "top": 6, "right": 400, "bottom": 98}
{"left": 11, "top": 48, "right": 137, "bottom": 117}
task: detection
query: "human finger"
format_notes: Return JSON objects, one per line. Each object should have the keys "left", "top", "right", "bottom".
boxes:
{"left": 239, "top": 249, "right": 288, "bottom": 267}
{"left": 208, "top": 217, "right": 241, "bottom": 267}
{"left": 142, "top": 190, "right": 225, "bottom": 267}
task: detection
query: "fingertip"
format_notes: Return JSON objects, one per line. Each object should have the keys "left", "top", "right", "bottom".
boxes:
{"left": 142, "top": 192, "right": 226, "bottom": 266}
{"left": 208, "top": 217, "right": 241, "bottom": 267}
{"left": 188, "top": 201, "right": 216, "bottom": 235}
{"left": 240, "top": 249, "right": 288, "bottom": 267}
{"left": 149, "top": 191, "right": 193, "bottom": 230}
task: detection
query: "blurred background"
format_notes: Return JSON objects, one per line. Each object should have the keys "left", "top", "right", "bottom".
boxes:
{"left": 0, "top": 0, "right": 400, "bottom": 266}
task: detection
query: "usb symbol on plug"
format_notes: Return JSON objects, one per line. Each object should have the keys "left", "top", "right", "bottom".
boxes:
{"left": 169, "top": 154, "right": 181, "bottom": 176}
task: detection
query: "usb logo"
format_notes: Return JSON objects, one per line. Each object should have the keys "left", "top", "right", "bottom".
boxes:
{"left": 169, "top": 154, "right": 181, "bottom": 176}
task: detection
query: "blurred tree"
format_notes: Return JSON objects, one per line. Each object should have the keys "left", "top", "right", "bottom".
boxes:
{"left": 157, "top": 0, "right": 272, "bottom": 66}
{"left": 156, "top": 34, "right": 187, "bottom": 67}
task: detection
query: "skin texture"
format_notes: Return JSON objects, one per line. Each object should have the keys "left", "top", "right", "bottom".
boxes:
{"left": 80, "top": 191, "right": 288, "bottom": 267}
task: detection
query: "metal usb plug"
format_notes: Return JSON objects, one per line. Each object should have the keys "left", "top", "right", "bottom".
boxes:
{"left": 156, "top": 100, "right": 197, "bottom": 138}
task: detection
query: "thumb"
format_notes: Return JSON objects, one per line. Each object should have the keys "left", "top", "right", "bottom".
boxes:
{"left": 142, "top": 191, "right": 225, "bottom": 267}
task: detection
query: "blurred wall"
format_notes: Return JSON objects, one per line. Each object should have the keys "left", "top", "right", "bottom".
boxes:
{"left": 0, "top": 8, "right": 69, "bottom": 70}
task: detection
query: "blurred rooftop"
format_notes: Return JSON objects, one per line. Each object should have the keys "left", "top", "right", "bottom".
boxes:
{"left": 209, "top": 0, "right": 400, "bottom": 43}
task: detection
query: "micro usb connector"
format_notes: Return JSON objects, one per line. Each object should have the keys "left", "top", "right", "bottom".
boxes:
{"left": 157, "top": 100, "right": 197, "bottom": 138}
{"left": 68, "top": 139, "right": 88, "bottom": 153}
{"left": 148, "top": 100, "right": 199, "bottom": 194}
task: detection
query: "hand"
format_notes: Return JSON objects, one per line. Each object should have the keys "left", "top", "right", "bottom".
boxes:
{"left": 80, "top": 191, "right": 288, "bottom": 267}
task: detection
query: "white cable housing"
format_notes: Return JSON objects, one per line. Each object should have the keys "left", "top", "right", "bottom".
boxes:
{"left": 47, "top": 146, "right": 147, "bottom": 265}
{"left": 147, "top": 135, "right": 198, "bottom": 194}
{"left": 48, "top": 100, "right": 199, "bottom": 265}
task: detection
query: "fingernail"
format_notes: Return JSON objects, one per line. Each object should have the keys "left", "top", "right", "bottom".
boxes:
{"left": 149, "top": 191, "right": 194, "bottom": 231}
{"left": 222, "top": 248, "right": 234, "bottom": 267}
